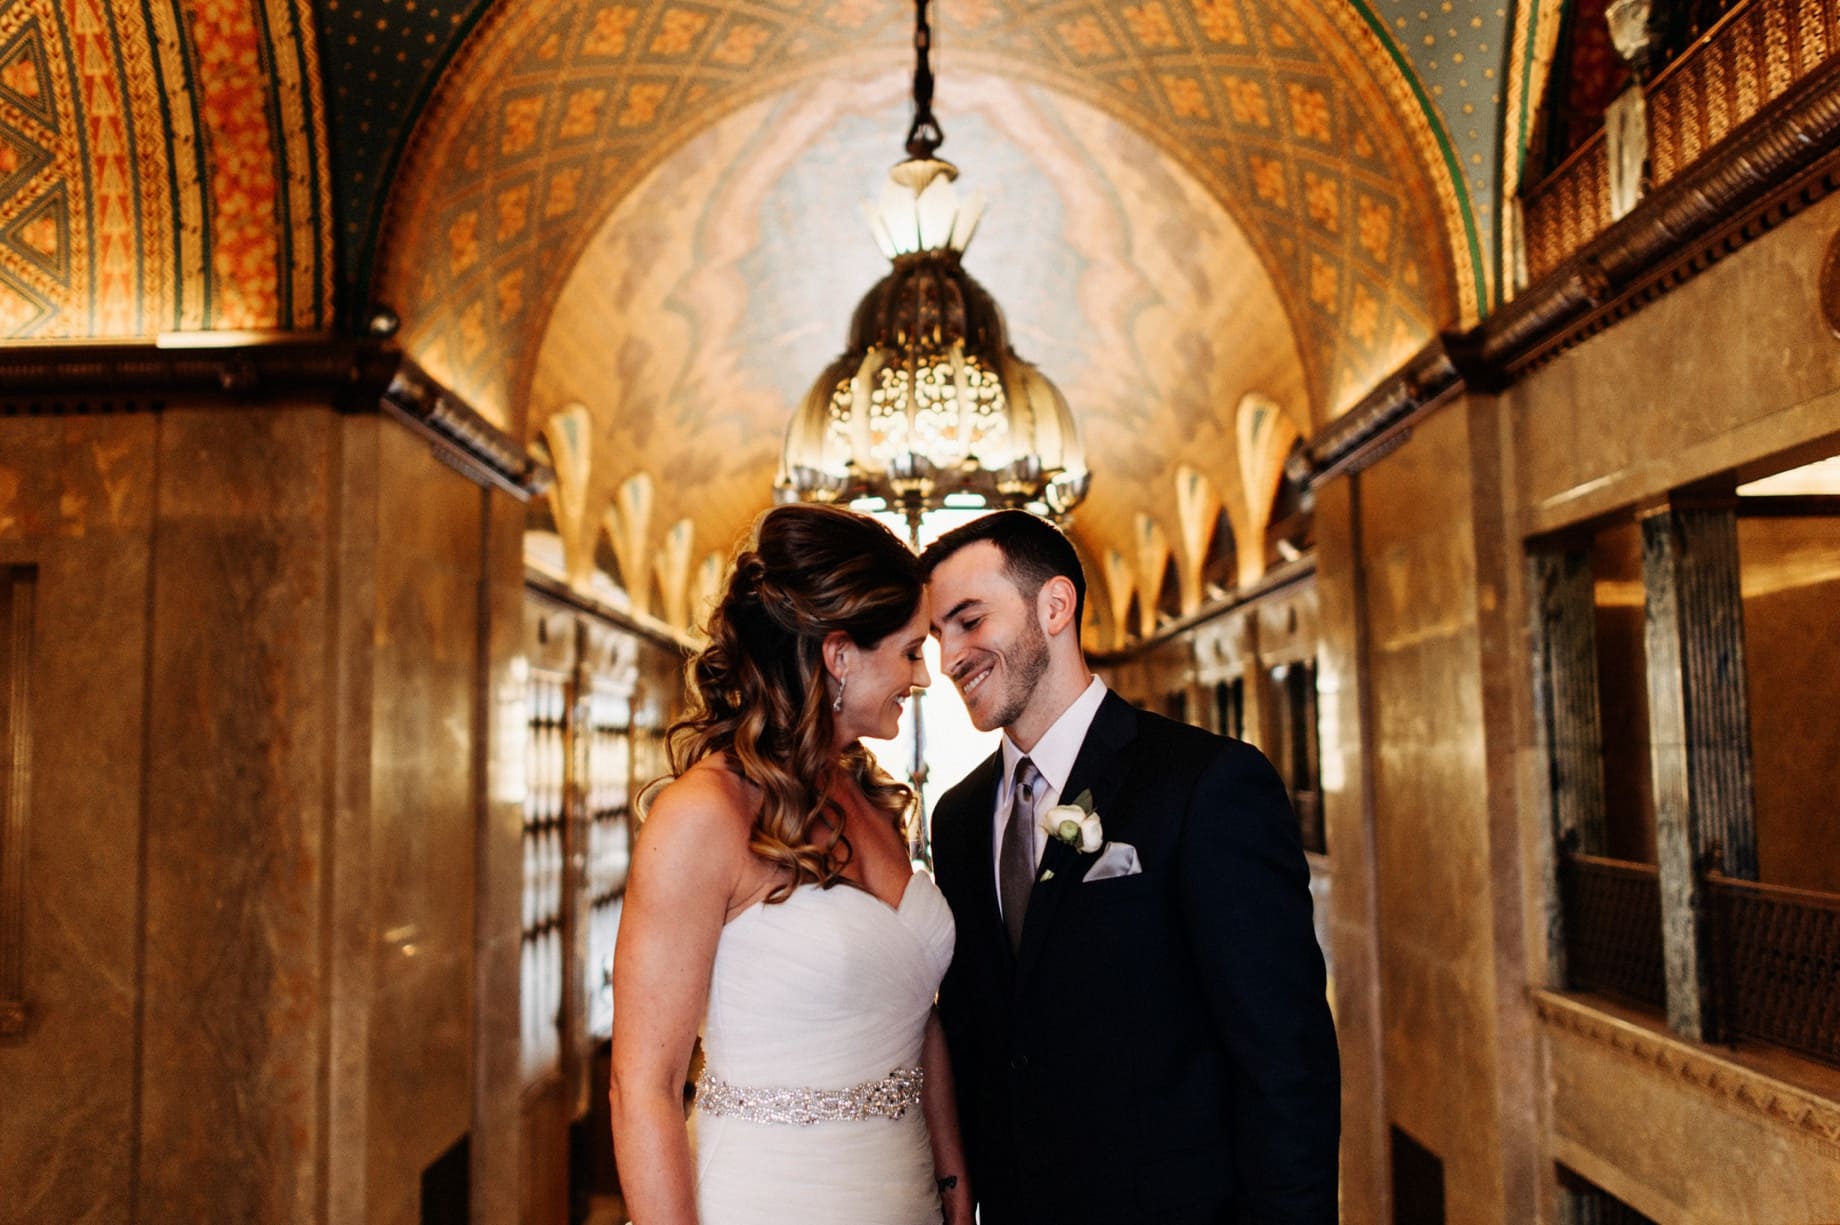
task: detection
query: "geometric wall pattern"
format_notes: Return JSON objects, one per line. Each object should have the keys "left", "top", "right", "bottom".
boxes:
{"left": 376, "top": 0, "right": 1475, "bottom": 429}
{"left": 0, "top": 0, "right": 332, "bottom": 337}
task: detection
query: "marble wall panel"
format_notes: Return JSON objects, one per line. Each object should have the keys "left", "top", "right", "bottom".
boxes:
{"left": 363, "top": 424, "right": 485, "bottom": 1224}
{"left": 1739, "top": 515, "right": 1840, "bottom": 893}
{"left": 1312, "top": 475, "right": 1389, "bottom": 1222}
{"left": 0, "top": 401, "right": 532, "bottom": 1224}
{"left": 136, "top": 404, "right": 339, "bottom": 1221}
{"left": 0, "top": 414, "right": 157, "bottom": 1225}
{"left": 1512, "top": 190, "right": 1840, "bottom": 532}
{"left": 1359, "top": 407, "right": 1510, "bottom": 1223}
{"left": 474, "top": 487, "right": 529, "bottom": 1225}
{"left": 326, "top": 413, "right": 381, "bottom": 1225}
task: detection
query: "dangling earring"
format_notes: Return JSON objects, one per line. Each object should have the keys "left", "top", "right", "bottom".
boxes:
{"left": 833, "top": 673, "right": 847, "bottom": 713}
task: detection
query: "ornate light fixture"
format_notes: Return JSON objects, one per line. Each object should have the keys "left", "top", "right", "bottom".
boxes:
{"left": 777, "top": 0, "right": 1088, "bottom": 538}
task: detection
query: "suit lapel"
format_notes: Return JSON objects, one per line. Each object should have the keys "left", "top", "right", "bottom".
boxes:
{"left": 1014, "top": 692, "right": 1139, "bottom": 993}
{"left": 946, "top": 750, "right": 1011, "bottom": 976}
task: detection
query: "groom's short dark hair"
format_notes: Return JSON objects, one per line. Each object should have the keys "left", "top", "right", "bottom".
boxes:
{"left": 919, "top": 510, "right": 1086, "bottom": 632}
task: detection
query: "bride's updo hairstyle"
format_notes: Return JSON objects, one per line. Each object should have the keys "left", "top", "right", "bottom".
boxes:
{"left": 670, "top": 504, "right": 920, "bottom": 902}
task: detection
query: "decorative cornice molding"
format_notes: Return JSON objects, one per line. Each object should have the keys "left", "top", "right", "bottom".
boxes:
{"left": 1305, "top": 338, "right": 1470, "bottom": 483}
{"left": 0, "top": 335, "right": 399, "bottom": 405}
{"left": 1534, "top": 989, "right": 1840, "bottom": 1159}
{"left": 1307, "top": 54, "right": 1840, "bottom": 487}
{"left": 0, "top": 339, "right": 553, "bottom": 501}
{"left": 382, "top": 359, "right": 552, "bottom": 500}
{"left": 523, "top": 568, "right": 696, "bottom": 656}
{"left": 1090, "top": 554, "right": 1317, "bottom": 664}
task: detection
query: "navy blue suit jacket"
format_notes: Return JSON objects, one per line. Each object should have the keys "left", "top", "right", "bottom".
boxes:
{"left": 932, "top": 692, "right": 1339, "bottom": 1224}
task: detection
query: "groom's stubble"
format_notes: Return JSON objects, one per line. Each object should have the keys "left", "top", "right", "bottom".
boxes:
{"left": 989, "top": 602, "right": 1052, "bottom": 732}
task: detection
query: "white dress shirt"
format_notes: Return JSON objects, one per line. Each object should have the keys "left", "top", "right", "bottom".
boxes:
{"left": 992, "top": 675, "right": 1109, "bottom": 908}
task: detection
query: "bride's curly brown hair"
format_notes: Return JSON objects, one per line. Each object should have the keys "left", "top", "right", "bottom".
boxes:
{"left": 669, "top": 504, "right": 921, "bottom": 902}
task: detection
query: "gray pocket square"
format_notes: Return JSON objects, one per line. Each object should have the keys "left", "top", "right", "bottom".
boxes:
{"left": 1081, "top": 841, "right": 1141, "bottom": 882}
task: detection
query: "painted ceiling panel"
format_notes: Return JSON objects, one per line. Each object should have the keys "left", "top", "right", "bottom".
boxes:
{"left": 528, "top": 66, "right": 1309, "bottom": 631}
{"left": 1366, "top": 0, "right": 1514, "bottom": 305}
{"left": 317, "top": 0, "right": 488, "bottom": 297}
{"left": 378, "top": 0, "right": 1466, "bottom": 433}
{"left": 0, "top": 0, "right": 331, "bottom": 337}
{"left": 0, "top": 0, "right": 1506, "bottom": 350}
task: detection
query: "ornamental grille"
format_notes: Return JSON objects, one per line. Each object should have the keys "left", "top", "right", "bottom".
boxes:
{"left": 1559, "top": 852, "right": 1667, "bottom": 1011}
{"left": 1707, "top": 873, "right": 1840, "bottom": 1068}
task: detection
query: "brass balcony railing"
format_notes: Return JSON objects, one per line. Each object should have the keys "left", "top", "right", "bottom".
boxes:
{"left": 1559, "top": 852, "right": 1668, "bottom": 1011}
{"left": 1521, "top": 0, "right": 1840, "bottom": 282}
{"left": 1706, "top": 873, "right": 1840, "bottom": 1069}
{"left": 1523, "top": 131, "right": 1611, "bottom": 284}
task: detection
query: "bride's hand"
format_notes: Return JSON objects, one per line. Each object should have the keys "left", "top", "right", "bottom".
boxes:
{"left": 938, "top": 1175, "right": 974, "bottom": 1225}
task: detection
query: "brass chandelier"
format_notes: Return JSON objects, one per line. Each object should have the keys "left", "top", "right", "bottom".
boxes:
{"left": 777, "top": 0, "right": 1088, "bottom": 537}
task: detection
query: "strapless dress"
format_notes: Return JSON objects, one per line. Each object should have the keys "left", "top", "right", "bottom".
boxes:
{"left": 693, "top": 871, "right": 955, "bottom": 1225}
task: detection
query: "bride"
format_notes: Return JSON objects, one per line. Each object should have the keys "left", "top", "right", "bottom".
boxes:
{"left": 610, "top": 504, "right": 971, "bottom": 1225}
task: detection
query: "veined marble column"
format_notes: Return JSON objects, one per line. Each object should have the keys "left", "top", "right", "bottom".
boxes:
{"left": 1528, "top": 546, "right": 1607, "bottom": 988}
{"left": 1641, "top": 499, "right": 1757, "bottom": 1041}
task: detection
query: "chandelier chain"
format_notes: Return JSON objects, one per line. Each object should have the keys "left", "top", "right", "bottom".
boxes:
{"left": 905, "top": 0, "right": 943, "bottom": 160}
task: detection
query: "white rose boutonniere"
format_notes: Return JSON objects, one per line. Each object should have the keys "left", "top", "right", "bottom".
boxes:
{"left": 1039, "top": 788, "right": 1102, "bottom": 854}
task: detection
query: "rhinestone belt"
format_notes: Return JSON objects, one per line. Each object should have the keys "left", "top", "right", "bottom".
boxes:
{"left": 694, "top": 1065, "right": 924, "bottom": 1126}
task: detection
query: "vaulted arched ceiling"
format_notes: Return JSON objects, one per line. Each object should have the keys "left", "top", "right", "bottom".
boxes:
{"left": 0, "top": 0, "right": 1564, "bottom": 637}
{"left": 0, "top": 0, "right": 332, "bottom": 335}
{"left": 373, "top": 0, "right": 1474, "bottom": 429}
{"left": 0, "top": 1, "right": 1559, "bottom": 352}
{"left": 525, "top": 66, "right": 1310, "bottom": 637}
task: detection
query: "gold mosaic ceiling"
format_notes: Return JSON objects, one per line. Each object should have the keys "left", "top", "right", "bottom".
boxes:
{"left": 525, "top": 67, "right": 1314, "bottom": 643}
{"left": 376, "top": 0, "right": 1473, "bottom": 429}
{"left": 0, "top": 0, "right": 1521, "bottom": 639}
{"left": 361, "top": 0, "right": 1486, "bottom": 635}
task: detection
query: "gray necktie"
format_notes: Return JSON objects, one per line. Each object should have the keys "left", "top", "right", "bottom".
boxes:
{"left": 1000, "top": 757, "right": 1041, "bottom": 954}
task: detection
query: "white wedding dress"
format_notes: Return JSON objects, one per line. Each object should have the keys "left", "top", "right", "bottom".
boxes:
{"left": 694, "top": 871, "right": 955, "bottom": 1225}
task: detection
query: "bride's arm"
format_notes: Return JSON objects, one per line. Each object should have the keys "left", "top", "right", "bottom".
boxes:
{"left": 921, "top": 1008, "right": 974, "bottom": 1225}
{"left": 610, "top": 777, "right": 741, "bottom": 1225}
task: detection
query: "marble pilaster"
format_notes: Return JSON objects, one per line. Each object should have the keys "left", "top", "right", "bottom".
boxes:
{"left": 1527, "top": 545, "right": 1607, "bottom": 992}
{"left": 361, "top": 423, "right": 485, "bottom": 1225}
{"left": 1528, "top": 549, "right": 1608, "bottom": 857}
{"left": 1309, "top": 474, "right": 1388, "bottom": 1222}
{"left": 1358, "top": 405, "right": 1509, "bottom": 1224}
{"left": 326, "top": 412, "right": 381, "bottom": 1225}
{"left": 135, "top": 405, "right": 338, "bottom": 1222}
{"left": 472, "top": 484, "right": 532, "bottom": 1225}
{"left": 1462, "top": 393, "right": 1542, "bottom": 1222}
{"left": 1641, "top": 499, "right": 1758, "bottom": 1042}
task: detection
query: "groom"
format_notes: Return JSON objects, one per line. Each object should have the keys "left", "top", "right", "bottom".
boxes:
{"left": 920, "top": 511, "right": 1339, "bottom": 1225}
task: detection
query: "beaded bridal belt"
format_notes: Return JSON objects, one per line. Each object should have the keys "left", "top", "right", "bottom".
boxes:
{"left": 694, "top": 1065, "right": 924, "bottom": 1126}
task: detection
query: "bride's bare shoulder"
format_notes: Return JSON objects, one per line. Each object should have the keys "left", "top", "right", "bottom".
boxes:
{"left": 639, "top": 754, "right": 757, "bottom": 853}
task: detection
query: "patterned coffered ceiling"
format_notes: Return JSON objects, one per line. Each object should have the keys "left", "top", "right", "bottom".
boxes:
{"left": 526, "top": 67, "right": 1312, "bottom": 638}
{"left": 0, "top": 0, "right": 1568, "bottom": 634}
{"left": 373, "top": 0, "right": 1482, "bottom": 431}
{"left": 0, "top": 0, "right": 1552, "bottom": 351}
{"left": 332, "top": 0, "right": 1517, "bottom": 320}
